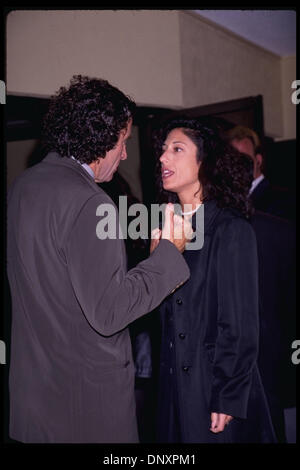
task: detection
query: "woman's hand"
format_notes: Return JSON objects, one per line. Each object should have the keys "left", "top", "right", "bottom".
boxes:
{"left": 210, "top": 412, "right": 233, "bottom": 433}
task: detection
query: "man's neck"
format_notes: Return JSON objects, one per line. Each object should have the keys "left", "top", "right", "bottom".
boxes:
{"left": 71, "top": 156, "right": 95, "bottom": 179}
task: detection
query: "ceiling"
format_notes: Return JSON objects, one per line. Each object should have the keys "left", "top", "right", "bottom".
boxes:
{"left": 193, "top": 9, "right": 296, "bottom": 57}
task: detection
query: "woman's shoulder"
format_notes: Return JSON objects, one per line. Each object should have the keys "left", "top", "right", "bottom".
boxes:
{"left": 214, "top": 207, "right": 255, "bottom": 239}
{"left": 215, "top": 204, "right": 250, "bottom": 224}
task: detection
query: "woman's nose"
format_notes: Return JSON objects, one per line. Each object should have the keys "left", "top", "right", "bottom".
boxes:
{"left": 160, "top": 150, "right": 168, "bottom": 163}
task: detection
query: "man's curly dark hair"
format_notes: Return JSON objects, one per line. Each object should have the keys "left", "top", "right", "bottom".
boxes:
{"left": 153, "top": 116, "right": 254, "bottom": 218}
{"left": 42, "top": 75, "right": 136, "bottom": 164}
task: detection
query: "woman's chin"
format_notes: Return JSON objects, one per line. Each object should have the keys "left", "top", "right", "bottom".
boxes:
{"left": 162, "top": 182, "right": 177, "bottom": 193}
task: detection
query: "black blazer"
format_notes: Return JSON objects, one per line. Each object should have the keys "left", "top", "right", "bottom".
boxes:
{"left": 251, "top": 211, "right": 296, "bottom": 411}
{"left": 157, "top": 200, "right": 276, "bottom": 443}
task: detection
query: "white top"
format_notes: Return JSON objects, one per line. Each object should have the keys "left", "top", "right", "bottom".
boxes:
{"left": 181, "top": 204, "right": 202, "bottom": 216}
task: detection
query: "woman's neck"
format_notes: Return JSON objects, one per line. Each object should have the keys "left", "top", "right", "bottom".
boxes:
{"left": 178, "top": 188, "right": 202, "bottom": 214}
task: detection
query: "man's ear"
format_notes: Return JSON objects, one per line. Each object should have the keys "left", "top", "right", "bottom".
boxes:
{"left": 90, "top": 157, "right": 103, "bottom": 169}
{"left": 256, "top": 153, "right": 263, "bottom": 169}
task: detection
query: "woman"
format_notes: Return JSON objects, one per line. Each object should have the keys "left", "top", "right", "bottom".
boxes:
{"left": 152, "top": 117, "right": 277, "bottom": 443}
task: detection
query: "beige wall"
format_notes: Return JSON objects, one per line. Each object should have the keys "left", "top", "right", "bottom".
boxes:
{"left": 179, "top": 12, "right": 284, "bottom": 138}
{"left": 7, "top": 129, "right": 143, "bottom": 198}
{"left": 280, "top": 56, "right": 297, "bottom": 140}
{"left": 6, "top": 10, "right": 183, "bottom": 107}
{"left": 7, "top": 140, "right": 38, "bottom": 188}
{"left": 6, "top": 9, "right": 295, "bottom": 139}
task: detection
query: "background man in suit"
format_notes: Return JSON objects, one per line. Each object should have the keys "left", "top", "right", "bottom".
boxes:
{"left": 226, "top": 126, "right": 296, "bottom": 442}
{"left": 227, "top": 125, "right": 294, "bottom": 221}
{"left": 250, "top": 211, "right": 296, "bottom": 442}
{"left": 6, "top": 75, "right": 191, "bottom": 443}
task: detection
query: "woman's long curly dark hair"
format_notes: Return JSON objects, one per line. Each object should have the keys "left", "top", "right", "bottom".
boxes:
{"left": 42, "top": 75, "right": 136, "bottom": 164}
{"left": 153, "top": 116, "right": 254, "bottom": 218}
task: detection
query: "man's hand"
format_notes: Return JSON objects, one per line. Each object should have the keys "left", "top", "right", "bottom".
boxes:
{"left": 161, "top": 203, "right": 193, "bottom": 253}
{"left": 210, "top": 412, "right": 233, "bottom": 433}
{"left": 150, "top": 204, "right": 193, "bottom": 254}
{"left": 150, "top": 227, "right": 162, "bottom": 254}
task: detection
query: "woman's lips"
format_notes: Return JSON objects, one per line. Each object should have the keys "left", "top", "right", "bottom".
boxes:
{"left": 161, "top": 169, "right": 175, "bottom": 180}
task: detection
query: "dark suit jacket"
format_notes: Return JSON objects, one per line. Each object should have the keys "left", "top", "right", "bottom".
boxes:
{"left": 157, "top": 200, "right": 276, "bottom": 443}
{"left": 251, "top": 211, "right": 296, "bottom": 413}
{"left": 7, "top": 152, "right": 190, "bottom": 443}
{"left": 251, "top": 177, "right": 295, "bottom": 221}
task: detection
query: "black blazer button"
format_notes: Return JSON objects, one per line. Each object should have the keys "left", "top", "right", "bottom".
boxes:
{"left": 182, "top": 366, "right": 189, "bottom": 372}
{"left": 179, "top": 333, "right": 186, "bottom": 339}
{"left": 176, "top": 298, "right": 183, "bottom": 305}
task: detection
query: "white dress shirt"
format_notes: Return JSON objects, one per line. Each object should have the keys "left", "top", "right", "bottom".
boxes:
{"left": 71, "top": 156, "right": 95, "bottom": 179}
{"left": 249, "top": 174, "right": 265, "bottom": 195}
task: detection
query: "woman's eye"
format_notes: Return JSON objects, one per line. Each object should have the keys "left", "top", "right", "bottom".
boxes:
{"left": 174, "top": 147, "right": 183, "bottom": 152}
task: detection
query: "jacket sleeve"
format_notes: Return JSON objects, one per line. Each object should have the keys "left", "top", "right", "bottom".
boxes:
{"left": 65, "top": 193, "right": 190, "bottom": 336}
{"left": 209, "top": 217, "right": 259, "bottom": 419}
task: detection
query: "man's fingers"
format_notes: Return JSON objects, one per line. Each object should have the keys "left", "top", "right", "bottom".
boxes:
{"left": 173, "top": 214, "right": 183, "bottom": 239}
{"left": 183, "top": 217, "right": 194, "bottom": 240}
{"left": 173, "top": 214, "right": 193, "bottom": 241}
{"left": 162, "top": 203, "right": 174, "bottom": 240}
{"left": 151, "top": 228, "right": 161, "bottom": 239}
{"left": 169, "top": 205, "right": 174, "bottom": 239}
{"left": 150, "top": 228, "right": 162, "bottom": 254}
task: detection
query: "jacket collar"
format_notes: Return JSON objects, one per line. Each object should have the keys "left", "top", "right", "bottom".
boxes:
{"left": 251, "top": 177, "right": 270, "bottom": 202}
{"left": 42, "top": 151, "right": 98, "bottom": 189}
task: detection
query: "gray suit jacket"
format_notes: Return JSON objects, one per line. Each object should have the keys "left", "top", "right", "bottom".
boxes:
{"left": 7, "top": 152, "right": 190, "bottom": 443}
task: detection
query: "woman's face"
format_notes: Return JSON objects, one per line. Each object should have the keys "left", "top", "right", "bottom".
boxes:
{"left": 160, "top": 128, "right": 201, "bottom": 195}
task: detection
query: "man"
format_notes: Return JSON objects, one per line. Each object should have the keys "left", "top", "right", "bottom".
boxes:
{"left": 227, "top": 126, "right": 296, "bottom": 442}
{"left": 250, "top": 210, "right": 296, "bottom": 443}
{"left": 7, "top": 75, "right": 190, "bottom": 443}
{"left": 227, "top": 125, "right": 294, "bottom": 221}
